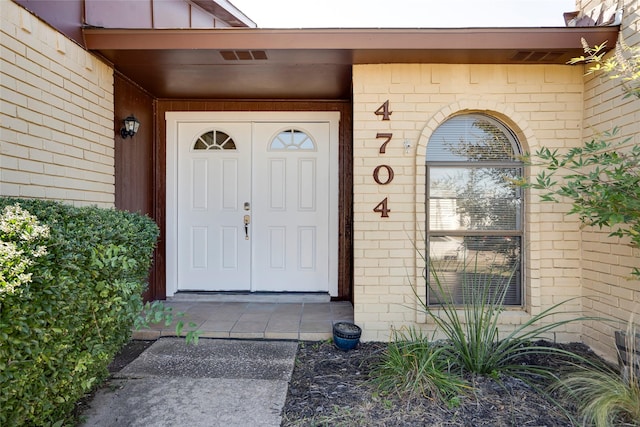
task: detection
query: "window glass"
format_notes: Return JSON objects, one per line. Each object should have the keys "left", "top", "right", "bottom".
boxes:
{"left": 427, "top": 114, "right": 519, "bottom": 161}
{"left": 270, "top": 129, "right": 315, "bottom": 150}
{"left": 193, "top": 130, "right": 236, "bottom": 150}
{"left": 426, "top": 114, "right": 523, "bottom": 306}
{"left": 427, "top": 235, "right": 521, "bottom": 305}
{"left": 428, "top": 167, "right": 522, "bottom": 231}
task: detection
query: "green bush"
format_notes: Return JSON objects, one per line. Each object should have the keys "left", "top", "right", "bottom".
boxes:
{"left": 419, "top": 252, "right": 593, "bottom": 380}
{"left": 0, "top": 197, "right": 159, "bottom": 426}
{"left": 371, "top": 327, "right": 467, "bottom": 406}
{"left": 553, "top": 322, "right": 640, "bottom": 427}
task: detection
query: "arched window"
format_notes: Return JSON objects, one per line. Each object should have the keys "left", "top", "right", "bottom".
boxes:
{"left": 426, "top": 114, "right": 523, "bottom": 305}
{"left": 193, "top": 130, "right": 236, "bottom": 150}
{"left": 270, "top": 129, "right": 316, "bottom": 150}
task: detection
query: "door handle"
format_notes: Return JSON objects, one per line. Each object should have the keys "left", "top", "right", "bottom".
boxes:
{"left": 244, "top": 215, "right": 250, "bottom": 240}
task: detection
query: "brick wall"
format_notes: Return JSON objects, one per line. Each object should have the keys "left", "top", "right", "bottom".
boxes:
{"left": 577, "top": 0, "right": 640, "bottom": 361}
{"left": 0, "top": 1, "right": 115, "bottom": 207}
{"left": 353, "top": 64, "right": 586, "bottom": 341}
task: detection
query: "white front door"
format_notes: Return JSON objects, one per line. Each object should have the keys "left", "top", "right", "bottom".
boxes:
{"left": 251, "top": 122, "right": 330, "bottom": 292}
{"left": 166, "top": 112, "right": 339, "bottom": 296}
{"left": 177, "top": 122, "right": 252, "bottom": 291}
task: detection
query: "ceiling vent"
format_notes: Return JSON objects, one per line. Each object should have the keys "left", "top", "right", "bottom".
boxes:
{"left": 510, "top": 51, "right": 566, "bottom": 62}
{"left": 220, "top": 50, "right": 268, "bottom": 61}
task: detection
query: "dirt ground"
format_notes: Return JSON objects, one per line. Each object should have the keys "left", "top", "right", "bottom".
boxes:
{"left": 280, "top": 340, "right": 600, "bottom": 427}
{"left": 107, "top": 340, "right": 155, "bottom": 373}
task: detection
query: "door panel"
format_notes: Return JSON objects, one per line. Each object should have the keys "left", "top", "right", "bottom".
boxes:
{"left": 268, "top": 159, "right": 286, "bottom": 210}
{"left": 299, "top": 159, "right": 316, "bottom": 210}
{"left": 252, "top": 122, "right": 330, "bottom": 292}
{"left": 177, "top": 122, "right": 251, "bottom": 291}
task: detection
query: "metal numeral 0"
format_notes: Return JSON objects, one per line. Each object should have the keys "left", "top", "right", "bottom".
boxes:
{"left": 372, "top": 164, "right": 394, "bottom": 185}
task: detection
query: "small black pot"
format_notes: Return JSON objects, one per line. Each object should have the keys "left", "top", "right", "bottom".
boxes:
{"left": 333, "top": 322, "right": 362, "bottom": 351}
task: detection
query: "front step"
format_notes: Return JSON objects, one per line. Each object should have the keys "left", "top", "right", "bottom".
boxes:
{"left": 168, "top": 291, "right": 331, "bottom": 303}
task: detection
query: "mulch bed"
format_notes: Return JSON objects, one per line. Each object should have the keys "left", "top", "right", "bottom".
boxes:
{"left": 281, "top": 340, "right": 603, "bottom": 427}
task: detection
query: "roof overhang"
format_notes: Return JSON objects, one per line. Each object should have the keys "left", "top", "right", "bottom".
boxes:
{"left": 84, "top": 26, "right": 619, "bottom": 99}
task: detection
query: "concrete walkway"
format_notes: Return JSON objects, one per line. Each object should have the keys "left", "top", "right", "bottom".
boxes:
{"left": 80, "top": 338, "right": 298, "bottom": 427}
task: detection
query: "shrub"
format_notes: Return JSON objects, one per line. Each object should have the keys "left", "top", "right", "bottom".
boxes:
{"left": 0, "top": 197, "right": 159, "bottom": 426}
{"left": 520, "top": 38, "right": 640, "bottom": 279}
{"left": 419, "top": 253, "right": 592, "bottom": 381}
{"left": 553, "top": 321, "right": 640, "bottom": 427}
{"left": 518, "top": 35, "right": 640, "bottom": 427}
{"left": 0, "top": 204, "right": 50, "bottom": 296}
{"left": 569, "top": 37, "right": 640, "bottom": 100}
{"left": 521, "top": 129, "right": 640, "bottom": 278}
{"left": 373, "top": 246, "right": 599, "bottom": 412}
{"left": 371, "top": 327, "right": 467, "bottom": 406}
{"left": 369, "top": 249, "right": 602, "bottom": 422}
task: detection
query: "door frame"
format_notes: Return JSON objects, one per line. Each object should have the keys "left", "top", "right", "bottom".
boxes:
{"left": 165, "top": 111, "right": 340, "bottom": 297}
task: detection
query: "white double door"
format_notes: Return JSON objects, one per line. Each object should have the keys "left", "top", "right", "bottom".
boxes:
{"left": 170, "top": 113, "right": 338, "bottom": 294}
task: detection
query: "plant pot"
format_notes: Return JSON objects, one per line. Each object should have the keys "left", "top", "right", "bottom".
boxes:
{"left": 333, "top": 322, "right": 362, "bottom": 351}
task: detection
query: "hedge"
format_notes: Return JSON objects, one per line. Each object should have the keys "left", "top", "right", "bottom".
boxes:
{"left": 0, "top": 198, "right": 159, "bottom": 426}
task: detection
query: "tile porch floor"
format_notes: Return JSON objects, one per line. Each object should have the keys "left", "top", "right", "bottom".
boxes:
{"left": 132, "top": 298, "right": 354, "bottom": 341}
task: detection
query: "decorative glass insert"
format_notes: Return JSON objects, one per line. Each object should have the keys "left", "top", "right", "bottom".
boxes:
{"left": 270, "top": 129, "right": 315, "bottom": 151}
{"left": 193, "top": 130, "right": 236, "bottom": 150}
{"left": 426, "top": 114, "right": 523, "bottom": 306}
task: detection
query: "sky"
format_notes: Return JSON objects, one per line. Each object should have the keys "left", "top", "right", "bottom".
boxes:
{"left": 230, "top": 0, "right": 577, "bottom": 28}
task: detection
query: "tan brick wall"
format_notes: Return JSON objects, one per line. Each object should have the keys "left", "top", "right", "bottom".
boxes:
{"left": 353, "top": 63, "right": 586, "bottom": 342}
{"left": 1, "top": 1, "right": 115, "bottom": 207}
{"left": 576, "top": 0, "right": 640, "bottom": 361}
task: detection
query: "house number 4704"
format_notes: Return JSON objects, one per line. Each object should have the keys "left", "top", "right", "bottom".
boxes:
{"left": 373, "top": 100, "right": 394, "bottom": 218}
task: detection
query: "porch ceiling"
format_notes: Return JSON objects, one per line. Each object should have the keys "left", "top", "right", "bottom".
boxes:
{"left": 84, "top": 27, "right": 619, "bottom": 99}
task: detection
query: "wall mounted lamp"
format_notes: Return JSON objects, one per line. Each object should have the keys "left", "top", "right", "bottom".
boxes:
{"left": 120, "top": 115, "right": 140, "bottom": 139}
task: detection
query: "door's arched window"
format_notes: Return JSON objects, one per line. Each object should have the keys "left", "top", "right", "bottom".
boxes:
{"left": 270, "top": 129, "right": 316, "bottom": 150}
{"left": 426, "top": 114, "right": 523, "bottom": 305}
{"left": 193, "top": 130, "right": 236, "bottom": 150}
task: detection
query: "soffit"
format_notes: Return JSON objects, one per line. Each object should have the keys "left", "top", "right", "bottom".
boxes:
{"left": 84, "top": 27, "right": 619, "bottom": 99}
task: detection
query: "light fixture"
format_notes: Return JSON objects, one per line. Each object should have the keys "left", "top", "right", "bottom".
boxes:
{"left": 120, "top": 115, "right": 140, "bottom": 139}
